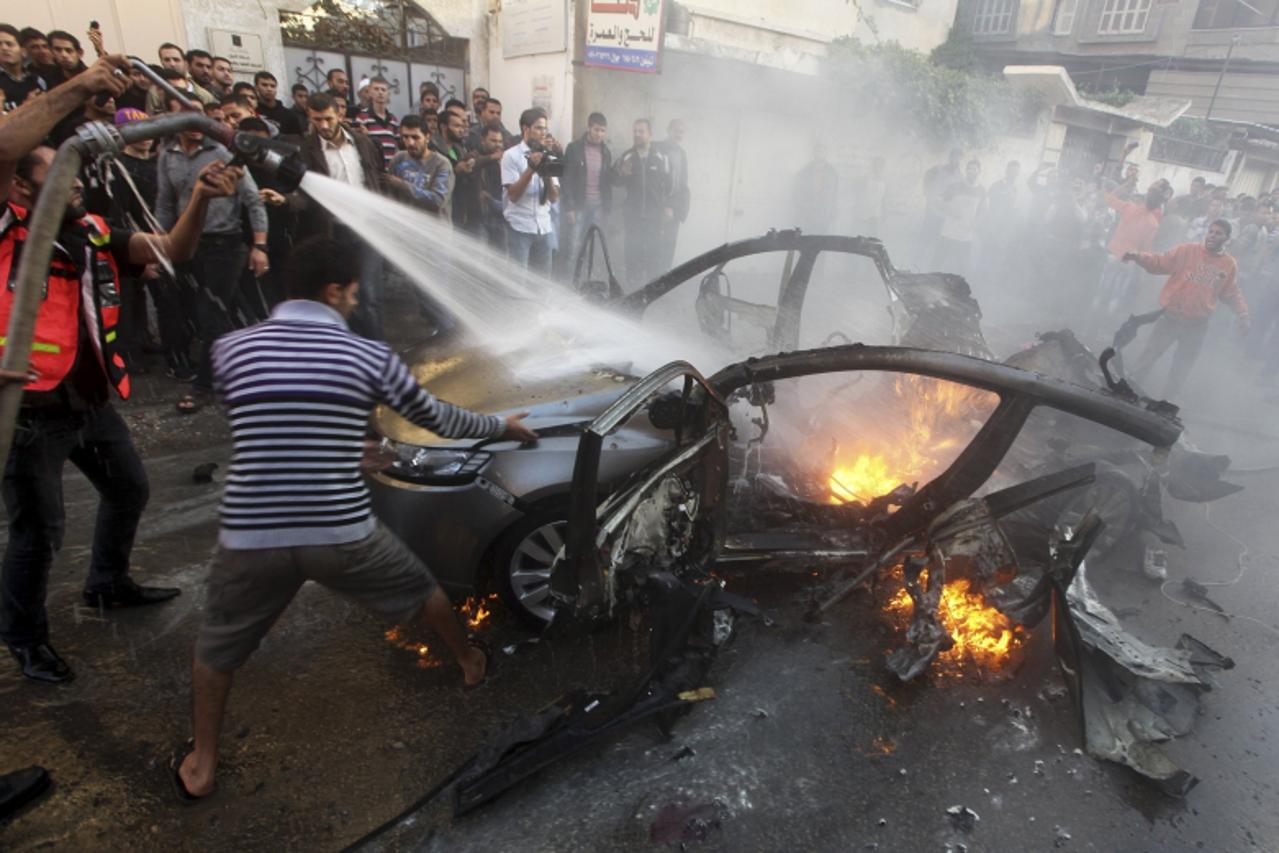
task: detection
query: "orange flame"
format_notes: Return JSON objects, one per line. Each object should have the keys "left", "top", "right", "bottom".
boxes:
{"left": 459, "top": 594, "right": 495, "bottom": 631}
{"left": 383, "top": 626, "right": 442, "bottom": 669}
{"left": 827, "top": 377, "right": 994, "bottom": 505}
{"left": 884, "top": 577, "right": 1023, "bottom": 675}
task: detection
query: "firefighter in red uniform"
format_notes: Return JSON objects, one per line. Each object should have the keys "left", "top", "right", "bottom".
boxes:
{"left": 0, "top": 55, "right": 245, "bottom": 683}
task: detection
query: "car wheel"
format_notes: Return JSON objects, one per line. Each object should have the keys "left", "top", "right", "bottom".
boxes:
{"left": 1054, "top": 468, "right": 1138, "bottom": 563}
{"left": 493, "top": 510, "right": 568, "bottom": 629}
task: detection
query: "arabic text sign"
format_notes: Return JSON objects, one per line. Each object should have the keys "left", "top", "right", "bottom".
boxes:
{"left": 585, "top": 0, "right": 665, "bottom": 73}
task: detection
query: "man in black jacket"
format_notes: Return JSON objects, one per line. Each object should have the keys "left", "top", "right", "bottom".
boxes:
{"left": 295, "top": 92, "right": 393, "bottom": 338}
{"left": 561, "top": 112, "right": 611, "bottom": 271}
{"left": 612, "top": 118, "right": 671, "bottom": 287}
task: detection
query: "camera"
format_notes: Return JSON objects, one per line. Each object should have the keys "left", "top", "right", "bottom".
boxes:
{"left": 528, "top": 152, "right": 564, "bottom": 179}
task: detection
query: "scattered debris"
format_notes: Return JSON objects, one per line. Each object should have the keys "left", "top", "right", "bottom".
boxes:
{"left": 945, "top": 805, "right": 980, "bottom": 832}
{"left": 678, "top": 687, "right": 716, "bottom": 702}
{"left": 191, "top": 462, "right": 218, "bottom": 483}
{"left": 648, "top": 802, "right": 724, "bottom": 844}
{"left": 1180, "top": 579, "right": 1229, "bottom": 619}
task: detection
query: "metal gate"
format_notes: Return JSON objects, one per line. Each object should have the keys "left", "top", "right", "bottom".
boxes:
{"left": 279, "top": 0, "right": 467, "bottom": 117}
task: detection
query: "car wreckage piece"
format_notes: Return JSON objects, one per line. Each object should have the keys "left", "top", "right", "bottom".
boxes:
{"left": 1003, "top": 328, "right": 1243, "bottom": 562}
{"left": 448, "top": 362, "right": 757, "bottom": 815}
{"left": 1047, "top": 516, "right": 1234, "bottom": 796}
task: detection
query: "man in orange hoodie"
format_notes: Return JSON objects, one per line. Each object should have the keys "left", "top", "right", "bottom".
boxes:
{"left": 1122, "top": 218, "right": 1249, "bottom": 397}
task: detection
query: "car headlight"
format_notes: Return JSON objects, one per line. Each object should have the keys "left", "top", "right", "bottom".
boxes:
{"left": 379, "top": 440, "right": 492, "bottom": 485}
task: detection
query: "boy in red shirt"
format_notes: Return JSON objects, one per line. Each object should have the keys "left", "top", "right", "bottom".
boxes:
{"left": 1123, "top": 218, "right": 1249, "bottom": 397}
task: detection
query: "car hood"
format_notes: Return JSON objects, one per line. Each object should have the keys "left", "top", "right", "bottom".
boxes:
{"left": 373, "top": 330, "right": 637, "bottom": 447}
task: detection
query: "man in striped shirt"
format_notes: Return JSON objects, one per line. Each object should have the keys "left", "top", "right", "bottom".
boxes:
{"left": 175, "top": 236, "right": 537, "bottom": 800}
{"left": 355, "top": 76, "right": 400, "bottom": 168}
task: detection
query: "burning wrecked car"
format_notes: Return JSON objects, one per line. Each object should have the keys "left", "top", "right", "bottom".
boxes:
{"left": 354, "top": 227, "right": 1245, "bottom": 824}
{"left": 370, "top": 231, "right": 941, "bottom": 626}
{"left": 437, "top": 342, "right": 1234, "bottom": 813}
{"left": 370, "top": 229, "right": 1237, "bottom": 631}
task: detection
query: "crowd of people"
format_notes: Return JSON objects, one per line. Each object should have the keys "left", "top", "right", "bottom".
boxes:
{"left": 0, "top": 23, "right": 693, "bottom": 410}
{"left": 0, "top": 19, "right": 696, "bottom": 810}
{"left": 904, "top": 145, "right": 1277, "bottom": 396}
{"left": 0, "top": 38, "right": 547, "bottom": 808}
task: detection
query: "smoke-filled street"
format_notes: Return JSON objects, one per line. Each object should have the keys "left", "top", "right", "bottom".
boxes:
{"left": 4, "top": 1, "right": 1279, "bottom": 850}
{"left": 1, "top": 287, "right": 1276, "bottom": 851}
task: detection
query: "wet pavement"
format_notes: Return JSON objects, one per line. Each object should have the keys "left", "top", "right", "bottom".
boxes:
{"left": 4, "top": 302, "right": 1279, "bottom": 851}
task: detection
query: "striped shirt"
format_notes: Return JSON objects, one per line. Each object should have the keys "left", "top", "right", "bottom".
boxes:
{"left": 211, "top": 300, "right": 504, "bottom": 549}
{"left": 356, "top": 107, "right": 401, "bottom": 167}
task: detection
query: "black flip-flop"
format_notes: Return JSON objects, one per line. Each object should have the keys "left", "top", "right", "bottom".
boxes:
{"left": 0, "top": 765, "right": 51, "bottom": 820}
{"left": 462, "top": 638, "right": 494, "bottom": 693}
{"left": 169, "top": 745, "right": 211, "bottom": 805}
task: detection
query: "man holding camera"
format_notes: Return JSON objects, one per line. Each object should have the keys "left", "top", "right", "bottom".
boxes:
{"left": 501, "top": 107, "right": 558, "bottom": 276}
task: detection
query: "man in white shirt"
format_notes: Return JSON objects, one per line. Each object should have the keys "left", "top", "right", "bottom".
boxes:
{"left": 501, "top": 107, "right": 559, "bottom": 276}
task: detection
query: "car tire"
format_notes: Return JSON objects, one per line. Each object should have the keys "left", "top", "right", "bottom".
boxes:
{"left": 1053, "top": 467, "right": 1139, "bottom": 563}
{"left": 492, "top": 507, "right": 569, "bottom": 630}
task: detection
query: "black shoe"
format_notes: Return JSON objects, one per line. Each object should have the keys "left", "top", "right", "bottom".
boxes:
{"left": 82, "top": 578, "right": 181, "bottom": 610}
{"left": 7, "top": 643, "right": 74, "bottom": 684}
{"left": 0, "top": 766, "right": 52, "bottom": 819}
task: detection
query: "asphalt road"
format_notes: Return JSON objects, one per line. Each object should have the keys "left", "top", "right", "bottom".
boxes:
{"left": 2, "top": 316, "right": 1278, "bottom": 852}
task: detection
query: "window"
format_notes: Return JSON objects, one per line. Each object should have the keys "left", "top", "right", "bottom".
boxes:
{"left": 1097, "top": 0, "right": 1153, "bottom": 34}
{"left": 1193, "top": 0, "right": 1279, "bottom": 29}
{"left": 973, "top": 0, "right": 1017, "bottom": 34}
{"left": 1053, "top": 0, "right": 1079, "bottom": 33}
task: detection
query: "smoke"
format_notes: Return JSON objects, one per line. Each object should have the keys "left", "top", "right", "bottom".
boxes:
{"left": 300, "top": 172, "right": 731, "bottom": 381}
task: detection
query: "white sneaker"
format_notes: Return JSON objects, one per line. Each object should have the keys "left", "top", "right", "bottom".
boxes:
{"left": 1142, "top": 547, "right": 1168, "bottom": 581}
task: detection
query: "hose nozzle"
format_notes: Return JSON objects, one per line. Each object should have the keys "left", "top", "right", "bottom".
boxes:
{"left": 226, "top": 132, "right": 308, "bottom": 193}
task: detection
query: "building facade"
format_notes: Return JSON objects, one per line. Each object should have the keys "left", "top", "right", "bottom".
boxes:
{"left": 954, "top": 0, "right": 1279, "bottom": 191}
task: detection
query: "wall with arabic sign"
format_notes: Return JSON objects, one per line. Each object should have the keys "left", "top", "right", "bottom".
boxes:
{"left": 485, "top": 1, "right": 577, "bottom": 141}
{"left": 585, "top": 0, "right": 665, "bottom": 73}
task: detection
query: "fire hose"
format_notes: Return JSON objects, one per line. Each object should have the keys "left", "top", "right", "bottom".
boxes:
{"left": 0, "top": 109, "right": 307, "bottom": 466}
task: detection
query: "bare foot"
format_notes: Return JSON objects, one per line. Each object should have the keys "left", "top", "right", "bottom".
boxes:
{"left": 178, "top": 751, "right": 216, "bottom": 798}
{"left": 461, "top": 645, "right": 487, "bottom": 687}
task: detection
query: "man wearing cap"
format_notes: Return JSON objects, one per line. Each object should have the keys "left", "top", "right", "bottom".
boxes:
{"left": 0, "top": 55, "right": 244, "bottom": 683}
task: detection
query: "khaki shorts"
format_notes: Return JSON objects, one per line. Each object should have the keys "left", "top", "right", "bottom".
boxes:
{"left": 195, "top": 523, "right": 437, "bottom": 672}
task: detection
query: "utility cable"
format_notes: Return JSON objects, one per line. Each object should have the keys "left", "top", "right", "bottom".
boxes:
{"left": 1158, "top": 503, "right": 1279, "bottom": 637}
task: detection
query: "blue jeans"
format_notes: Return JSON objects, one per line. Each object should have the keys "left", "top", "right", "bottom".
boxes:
{"left": 506, "top": 226, "right": 552, "bottom": 277}
{"left": 1, "top": 404, "right": 150, "bottom": 646}
{"left": 565, "top": 203, "right": 607, "bottom": 270}
{"left": 1096, "top": 255, "right": 1142, "bottom": 317}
